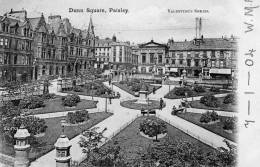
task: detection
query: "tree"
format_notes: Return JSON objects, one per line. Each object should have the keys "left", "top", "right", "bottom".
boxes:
{"left": 79, "top": 127, "right": 107, "bottom": 162}
{"left": 139, "top": 117, "right": 167, "bottom": 141}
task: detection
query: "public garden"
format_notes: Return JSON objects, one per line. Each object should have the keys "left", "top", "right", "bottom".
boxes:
{"left": 0, "top": 75, "right": 237, "bottom": 167}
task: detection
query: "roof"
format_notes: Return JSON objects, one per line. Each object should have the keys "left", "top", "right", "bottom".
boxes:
{"left": 95, "top": 38, "right": 113, "bottom": 46}
{"left": 168, "top": 38, "right": 237, "bottom": 51}
{"left": 28, "top": 17, "right": 41, "bottom": 30}
{"left": 139, "top": 40, "right": 168, "bottom": 48}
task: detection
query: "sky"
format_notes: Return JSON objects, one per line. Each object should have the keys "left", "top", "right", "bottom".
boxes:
{"left": 0, "top": 0, "right": 241, "bottom": 43}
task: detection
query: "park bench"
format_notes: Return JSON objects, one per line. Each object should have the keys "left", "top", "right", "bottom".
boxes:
{"left": 141, "top": 109, "right": 156, "bottom": 116}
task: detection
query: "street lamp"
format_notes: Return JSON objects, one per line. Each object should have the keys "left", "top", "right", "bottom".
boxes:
{"left": 105, "top": 92, "right": 108, "bottom": 112}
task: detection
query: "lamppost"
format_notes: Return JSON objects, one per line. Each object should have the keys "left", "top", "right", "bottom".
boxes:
{"left": 105, "top": 92, "right": 108, "bottom": 112}
{"left": 60, "top": 119, "right": 67, "bottom": 134}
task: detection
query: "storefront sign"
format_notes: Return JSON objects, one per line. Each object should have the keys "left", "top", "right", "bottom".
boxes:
{"left": 209, "top": 68, "right": 231, "bottom": 74}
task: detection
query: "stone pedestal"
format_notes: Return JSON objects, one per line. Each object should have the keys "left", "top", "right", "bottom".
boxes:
{"left": 137, "top": 90, "right": 148, "bottom": 104}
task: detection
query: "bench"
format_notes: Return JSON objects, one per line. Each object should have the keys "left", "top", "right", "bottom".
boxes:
{"left": 171, "top": 107, "right": 186, "bottom": 115}
{"left": 141, "top": 109, "right": 156, "bottom": 116}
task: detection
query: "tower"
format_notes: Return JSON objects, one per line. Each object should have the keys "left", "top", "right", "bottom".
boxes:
{"left": 14, "top": 124, "right": 30, "bottom": 167}
{"left": 54, "top": 123, "right": 71, "bottom": 167}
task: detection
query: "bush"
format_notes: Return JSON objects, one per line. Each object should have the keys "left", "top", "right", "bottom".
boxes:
{"left": 199, "top": 112, "right": 212, "bottom": 123}
{"left": 73, "top": 86, "right": 83, "bottom": 92}
{"left": 131, "top": 84, "right": 141, "bottom": 92}
{"left": 193, "top": 85, "right": 206, "bottom": 93}
{"left": 67, "top": 110, "right": 89, "bottom": 124}
{"left": 210, "top": 87, "right": 220, "bottom": 92}
{"left": 139, "top": 117, "right": 167, "bottom": 138}
{"left": 223, "top": 117, "right": 236, "bottom": 131}
{"left": 200, "top": 95, "right": 220, "bottom": 108}
{"left": 1, "top": 116, "right": 48, "bottom": 137}
{"left": 20, "top": 95, "right": 45, "bottom": 109}
{"left": 41, "top": 93, "right": 56, "bottom": 100}
{"left": 62, "top": 94, "right": 81, "bottom": 107}
{"left": 174, "top": 87, "right": 193, "bottom": 96}
{"left": 199, "top": 111, "right": 219, "bottom": 123}
{"left": 223, "top": 94, "right": 236, "bottom": 104}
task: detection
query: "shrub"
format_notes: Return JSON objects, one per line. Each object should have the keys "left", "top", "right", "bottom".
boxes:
{"left": 193, "top": 85, "right": 206, "bottom": 93}
{"left": 210, "top": 86, "right": 220, "bottom": 92}
{"left": 20, "top": 95, "right": 45, "bottom": 109}
{"left": 131, "top": 84, "right": 141, "bottom": 92}
{"left": 223, "top": 117, "right": 236, "bottom": 131}
{"left": 2, "top": 116, "right": 48, "bottom": 137}
{"left": 73, "top": 86, "right": 83, "bottom": 92}
{"left": 41, "top": 93, "right": 56, "bottom": 100}
{"left": 139, "top": 117, "right": 167, "bottom": 139}
{"left": 174, "top": 87, "right": 193, "bottom": 96}
{"left": 62, "top": 94, "right": 81, "bottom": 107}
{"left": 200, "top": 95, "right": 220, "bottom": 108}
{"left": 199, "top": 112, "right": 212, "bottom": 123}
{"left": 67, "top": 110, "right": 89, "bottom": 124}
{"left": 223, "top": 94, "right": 236, "bottom": 104}
{"left": 119, "top": 81, "right": 127, "bottom": 85}
{"left": 199, "top": 111, "right": 219, "bottom": 123}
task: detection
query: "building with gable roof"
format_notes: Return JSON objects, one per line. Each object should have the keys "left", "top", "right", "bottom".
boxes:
{"left": 0, "top": 9, "right": 34, "bottom": 82}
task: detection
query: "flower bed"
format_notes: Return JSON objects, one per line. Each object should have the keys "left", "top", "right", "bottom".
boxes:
{"left": 190, "top": 95, "right": 236, "bottom": 112}
{"left": 0, "top": 112, "right": 113, "bottom": 161}
{"left": 120, "top": 99, "right": 165, "bottom": 110}
{"left": 164, "top": 86, "right": 229, "bottom": 99}
{"left": 177, "top": 112, "right": 237, "bottom": 142}
{"left": 66, "top": 110, "right": 89, "bottom": 125}
{"left": 113, "top": 80, "right": 161, "bottom": 96}
{"left": 139, "top": 117, "right": 167, "bottom": 140}
{"left": 22, "top": 95, "right": 97, "bottom": 115}
{"left": 63, "top": 81, "right": 119, "bottom": 98}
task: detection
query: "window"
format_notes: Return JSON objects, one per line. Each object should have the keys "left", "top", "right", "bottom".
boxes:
{"left": 48, "top": 49, "right": 51, "bottom": 59}
{"left": 172, "top": 59, "right": 175, "bottom": 64}
{"left": 42, "top": 48, "right": 46, "bottom": 59}
{"left": 150, "top": 53, "right": 154, "bottom": 63}
{"left": 4, "top": 39, "right": 8, "bottom": 46}
{"left": 0, "top": 54, "right": 3, "bottom": 64}
{"left": 211, "top": 60, "right": 216, "bottom": 67}
{"left": 195, "top": 60, "right": 199, "bottom": 67}
{"left": 158, "top": 54, "right": 162, "bottom": 64}
{"left": 14, "top": 55, "right": 17, "bottom": 64}
{"left": 220, "top": 60, "right": 224, "bottom": 68}
{"left": 187, "top": 59, "right": 191, "bottom": 66}
{"left": 0, "top": 38, "right": 3, "bottom": 46}
{"left": 179, "top": 59, "right": 183, "bottom": 65}
{"left": 166, "top": 59, "right": 169, "bottom": 64}
{"left": 142, "top": 54, "right": 146, "bottom": 64}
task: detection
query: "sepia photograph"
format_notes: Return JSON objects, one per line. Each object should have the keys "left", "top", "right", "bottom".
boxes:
{"left": 0, "top": 0, "right": 259, "bottom": 166}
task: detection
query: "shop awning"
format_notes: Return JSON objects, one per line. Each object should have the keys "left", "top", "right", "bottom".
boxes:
{"left": 209, "top": 68, "right": 231, "bottom": 74}
{"left": 169, "top": 68, "right": 178, "bottom": 72}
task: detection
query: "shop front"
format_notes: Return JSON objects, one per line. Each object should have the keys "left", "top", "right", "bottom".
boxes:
{"left": 209, "top": 68, "right": 232, "bottom": 79}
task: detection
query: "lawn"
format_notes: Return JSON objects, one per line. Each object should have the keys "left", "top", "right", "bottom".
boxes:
{"left": 63, "top": 82, "right": 118, "bottom": 99}
{"left": 164, "top": 86, "right": 230, "bottom": 99}
{"left": 120, "top": 99, "right": 165, "bottom": 110}
{"left": 0, "top": 112, "right": 113, "bottom": 161}
{"left": 177, "top": 112, "right": 237, "bottom": 142}
{"left": 79, "top": 116, "right": 215, "bottom": 166}
{"left": 113, "top": 81, "right": 161, "bottom": 97}
{"left": 190, "top": 97, "right": 237, "bottom": 112}
{"left": 25, "top": 96, "right": 98, "bottom": 115}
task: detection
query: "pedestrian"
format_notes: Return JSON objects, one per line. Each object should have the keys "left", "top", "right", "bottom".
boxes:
{"left": 179, "top": 80, "right": 182, "bottom": 87}
{"left": 153, "top": 87, "right": 156, "bottom": 94}
{"left": 159, "top": 98, "right": 164, "bottom": 110}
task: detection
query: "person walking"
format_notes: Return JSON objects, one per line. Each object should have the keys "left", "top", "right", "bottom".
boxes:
{"left": 153, "top": 87, "right": 156, "bottom": 94}
{"left": 159, "top": 98, "right": 164, "bottom": 110}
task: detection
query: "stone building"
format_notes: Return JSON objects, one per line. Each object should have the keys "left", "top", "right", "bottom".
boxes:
{"left": 94, "top": 37, "right": 113, "bottom": 69}
{"left": 136, "top": 40, "right": 168, "bottom": 75}
{"left": 0, "top": 9, "right": 34, "bottom": 82}
{"left": 167, "top": 36, "right": 237, "bottom": 79}
{"left": 1, "top": 9, "right": 96, "bottom": 81}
